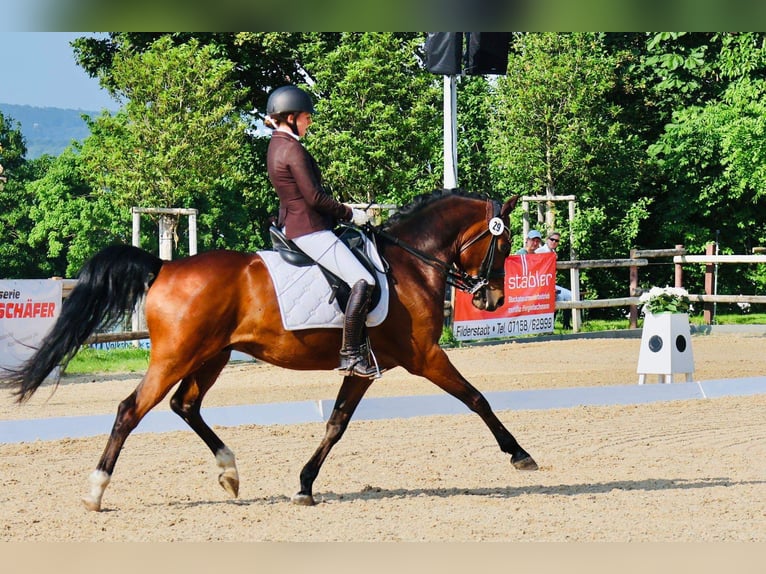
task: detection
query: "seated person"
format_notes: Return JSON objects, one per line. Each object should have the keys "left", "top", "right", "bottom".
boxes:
{"left": 536, "top": 231, "right": 572, "bottom": 328}
{"left": 516, "top": 229, "right": 542, "bottom": 254}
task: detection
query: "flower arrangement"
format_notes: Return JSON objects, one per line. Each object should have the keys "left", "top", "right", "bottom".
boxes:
{"left": 639, "top": 286, "right": 691, "bottom": 315}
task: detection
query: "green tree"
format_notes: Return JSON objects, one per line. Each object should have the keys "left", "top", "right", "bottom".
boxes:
{"left": 646, "top": 33, "right": 766, "bottom": 296}
{"left": 71, "top": 33, "right": 333, "bottom": 252}
{"left": 75, "top": 36, "right": 249, "bottom": 255}
{"left": 73, "top": 32, "right": 310, "bottom": 119}
{"left": 79, "top": 37, "right": 247, "bottom": 209}
{"left": 299, "top": 32, "right": 442, "bottom": 206}
{"left": 455, "top": 75, "right": 498, "bottom": 196}
{"left": 27, "top": 149, "right": 125, "bottom": 276}
{"left": 0, "top": 112, "right": 60, "bottom": 278}
{"left": 489, "top": 33, "right": 650, "bottom": 306}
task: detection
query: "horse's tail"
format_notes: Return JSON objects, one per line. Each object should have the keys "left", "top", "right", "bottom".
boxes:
{"left": 5, "top": 245, "right": 164, "bottom": 403}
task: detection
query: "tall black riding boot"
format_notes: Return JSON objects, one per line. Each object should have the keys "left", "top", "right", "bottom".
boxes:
{"left": 337, "top": 280, "right": 377, "bottom": 378}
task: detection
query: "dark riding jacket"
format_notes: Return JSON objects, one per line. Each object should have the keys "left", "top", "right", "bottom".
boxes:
{"left": 267, "top": 131, "right": 352, "bottom": 240}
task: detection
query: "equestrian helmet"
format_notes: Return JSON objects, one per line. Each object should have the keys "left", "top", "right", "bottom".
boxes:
{"left": 266, "top": 85, "right": 315, "bottom": 115}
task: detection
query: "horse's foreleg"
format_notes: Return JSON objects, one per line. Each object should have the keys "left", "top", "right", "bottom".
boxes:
{"left": 169, "top": 352, "right": 239, "bottom": 498}
{"left": 82, "top": 371, "right": 178, "bottom": 511}
{"left": 420, "top": 348, "right": 538, "bottom": 471}
{"left": 292, "top": 374, "right": 374, "bottom": 506}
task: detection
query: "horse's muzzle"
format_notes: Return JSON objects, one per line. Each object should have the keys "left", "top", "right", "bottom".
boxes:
{"left": 472, "top": 288, "right": 504, "bottom": 312}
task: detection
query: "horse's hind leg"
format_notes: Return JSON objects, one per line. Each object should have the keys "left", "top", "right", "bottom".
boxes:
{"left": 169, "top": 350, "right": 239, "bottom": 498}
{"left": 293, "top": 374, "right": 374, "bottom": 506}
{"left": 82, "top": 366, "right": 182, "bottom": 511}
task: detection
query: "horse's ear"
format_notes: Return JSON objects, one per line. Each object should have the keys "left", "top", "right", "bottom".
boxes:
{"left": 500, "top": 195, "right": 520, "bottom": 217}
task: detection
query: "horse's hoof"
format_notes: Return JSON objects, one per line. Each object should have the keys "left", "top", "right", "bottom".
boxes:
{"left": 291, "top": 493, "right": 316, "bottom": 506}
{"left": 218, "top": 472, "right": 239, "bottom": 498}
{"left": 512, "top": 455, "right": 539, "bottom": 471}
{"left": 81, "top": 497, "right": 102, "bottom": 512}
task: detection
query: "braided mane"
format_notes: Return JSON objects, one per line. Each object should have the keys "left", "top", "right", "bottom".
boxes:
{"left": 380, "top": 188, "right": 491, "bottom": 231}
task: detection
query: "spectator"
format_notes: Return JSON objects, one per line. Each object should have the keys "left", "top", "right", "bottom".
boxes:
{"left": 535, "top": 231, "right": 572, "bottom": 329}
{"left": 516, "top": 229, "right": 542, "bottom": 254}
{"left": 535, "top": 231, "right": 559, "bottom": 254}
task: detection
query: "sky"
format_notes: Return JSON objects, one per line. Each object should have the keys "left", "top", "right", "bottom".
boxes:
{"left": 0, "top": 32, "right": 119, "bottom": 111}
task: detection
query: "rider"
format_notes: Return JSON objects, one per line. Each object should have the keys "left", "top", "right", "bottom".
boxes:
{"left": 265, "top": 85, "right": 378, "bottom": 378}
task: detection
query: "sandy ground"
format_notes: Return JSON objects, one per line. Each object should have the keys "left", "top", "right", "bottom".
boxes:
{"left": 1, "top": 332, "right": 765, "bottom": 542}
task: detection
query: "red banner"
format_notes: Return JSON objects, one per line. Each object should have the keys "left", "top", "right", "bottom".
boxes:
{"left": 453, "top": 252, "right": 557, "bottom": 340}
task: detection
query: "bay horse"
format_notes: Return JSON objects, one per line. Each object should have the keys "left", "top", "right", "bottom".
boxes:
{"left": 4, "top": 189, "right": 538, "bottom": 511}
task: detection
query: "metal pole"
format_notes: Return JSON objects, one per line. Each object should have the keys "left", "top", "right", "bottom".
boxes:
{"left": 188, "top": 211, "right": 198, "bottom": 256}
{"left": 443, "top": 75, "right": 458, "bottom": 189}
{"left": 132, "top": 208, "right": 141, "bottom": 248}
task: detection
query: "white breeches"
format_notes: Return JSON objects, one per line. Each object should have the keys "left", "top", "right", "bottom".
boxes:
{"left": 292, "top": 229, "right": 375, "bottom": 287}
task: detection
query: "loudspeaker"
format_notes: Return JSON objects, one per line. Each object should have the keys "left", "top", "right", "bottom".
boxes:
{"left": 425, "top": 32, "right": 463, "bottom": 75}
{"left": 465, "top": 32, "right": 511, "bottom": 75}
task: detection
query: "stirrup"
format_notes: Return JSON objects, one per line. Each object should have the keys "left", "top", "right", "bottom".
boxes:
{"left": 337, "top": 354, "right": 378, "bottom": 378}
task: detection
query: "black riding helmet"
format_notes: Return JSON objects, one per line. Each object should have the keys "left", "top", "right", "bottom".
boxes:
{"left": 266, "top": 85, "right": 315, "bottom": 116}
{"left": 266, "top": 85, "right": 315, "bottom": 136}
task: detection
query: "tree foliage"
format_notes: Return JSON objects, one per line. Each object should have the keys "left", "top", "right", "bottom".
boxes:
{"left": 646, "top": 32, "right": 766, "bottom": 295}
{"left": 27, "top": 149, "right": 126, "bottom": 275}
{"left": 488, "top": 33, "right": 651, "bottom": 304}
{"left": 78, "top": 36, "right": 248, "bottom": 211}
{"left": 298, "top": 32, "right": 442, "bottom": 205}
{"left": 73, "top": 32, "right": 308, "bottom": 115}
{"left": 0, "top": 113, "right": 60, "bottom": 278}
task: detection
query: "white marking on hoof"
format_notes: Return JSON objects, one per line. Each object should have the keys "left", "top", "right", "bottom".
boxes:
{"left": 291, "top": 493, "right": 316, "bottom": 506}
{"left": 82, "top": 469, "right": 110, "bottom": 512}
{"left": 215, "top": 446, "right": 236, "bottom": 469}
{"left": 215, "top": 446, "right": 239, "bottom": 498}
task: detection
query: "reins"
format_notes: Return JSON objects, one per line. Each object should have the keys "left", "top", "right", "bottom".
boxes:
{"left": 366, "top": 198, "right": 506, "bottom": 295}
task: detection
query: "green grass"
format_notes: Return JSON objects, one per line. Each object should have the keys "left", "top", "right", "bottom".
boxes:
{"left": 66, "top": 346, "right": 151, "bottom": 375}
{"left": 691, "top": 312, "right": 766, "bottom": 326}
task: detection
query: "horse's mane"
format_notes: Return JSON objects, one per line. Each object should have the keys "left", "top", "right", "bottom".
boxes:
{"left": 380, "top": 188, "right": 490, "bottom": 231}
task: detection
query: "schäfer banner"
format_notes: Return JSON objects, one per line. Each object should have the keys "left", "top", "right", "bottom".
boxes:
{"left": 0, "top": 279, "right": 62, "bottom": 374}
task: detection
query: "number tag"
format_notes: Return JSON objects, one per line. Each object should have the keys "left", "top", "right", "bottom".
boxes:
{"left": 488, "top": 217, "right": 505, "bottom": 236}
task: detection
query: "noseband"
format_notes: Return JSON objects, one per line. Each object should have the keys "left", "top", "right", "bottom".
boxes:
{"left": 371, "top": 199, "right": 507, "bottom": 296}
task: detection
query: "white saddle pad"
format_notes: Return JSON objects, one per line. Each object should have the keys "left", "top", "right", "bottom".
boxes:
{"left": 259, "top": 237, "right": 389, "bottom": 331}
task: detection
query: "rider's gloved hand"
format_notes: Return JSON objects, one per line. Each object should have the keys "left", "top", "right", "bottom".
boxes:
{"left": 350, "top": 208, "right": 370, "bottom": 226}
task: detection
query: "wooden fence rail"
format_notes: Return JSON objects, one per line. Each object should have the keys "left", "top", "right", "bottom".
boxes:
{"left": 539, "top": 245, "right": 766, "bottom": 332}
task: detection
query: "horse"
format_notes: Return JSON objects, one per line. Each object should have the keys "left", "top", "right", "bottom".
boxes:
{"left": 3, "top": 189, "right": 538, "bottom": 511}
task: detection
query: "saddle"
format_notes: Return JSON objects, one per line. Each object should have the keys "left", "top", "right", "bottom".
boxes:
{"left": 269, "top": 224, "right": 385, "bottom": 312}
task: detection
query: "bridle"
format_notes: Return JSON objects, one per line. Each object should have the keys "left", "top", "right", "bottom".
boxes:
{"left": 369, "top": 199, "right": 508, "bottom": 296}
{"left": 455, "top": 199, "right": 508, "bottom": 294}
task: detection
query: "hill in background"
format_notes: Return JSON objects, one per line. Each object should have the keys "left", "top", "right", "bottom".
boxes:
{"left": 0, "top": 103, "right": 104, "bottom": 159}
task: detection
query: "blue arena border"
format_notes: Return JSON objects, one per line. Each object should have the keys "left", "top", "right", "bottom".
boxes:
{"left": 2, "top": 376, "right": 765, "bottom": 444}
